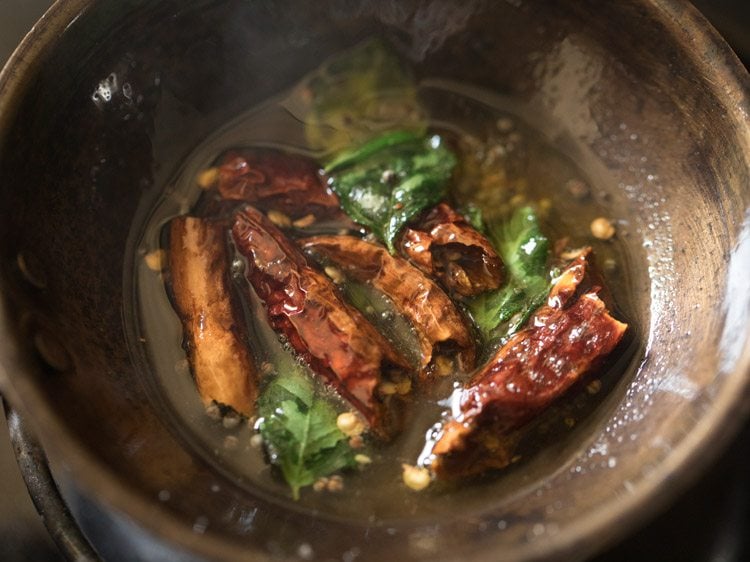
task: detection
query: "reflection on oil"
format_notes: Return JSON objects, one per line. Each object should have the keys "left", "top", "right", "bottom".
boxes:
{"left": 720, "top": 208, "right": 750, "bottom": 374}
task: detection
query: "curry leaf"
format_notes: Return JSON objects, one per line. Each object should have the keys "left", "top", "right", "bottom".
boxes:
{"left": 460, "top": 203, "right": 486, "bottom": 233}
{"left": 491, "top": 206, "right": 550, "bottom": 281}
{"left": 325, "top": 131, "right": 457, "bottom": 253}
{"left": 300, "top": 39, "right": 425, "bottom": 154}
{"left": 468, "top": 206, "right": 551, "bottom": 341}
{"left": 325, "top": 130, "right": 419, "bottom": 173}
{"left": 257, "top": 367, "right": 356, "bottom": 500}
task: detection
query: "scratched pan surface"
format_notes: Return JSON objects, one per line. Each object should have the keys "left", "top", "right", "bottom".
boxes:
{"left": 0, "top": 1, "right": 749, "bottom": 561}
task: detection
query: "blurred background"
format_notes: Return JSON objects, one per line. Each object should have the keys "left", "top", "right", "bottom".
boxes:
{"left": 0, "top": 0, "right": 748, "bottom": 560}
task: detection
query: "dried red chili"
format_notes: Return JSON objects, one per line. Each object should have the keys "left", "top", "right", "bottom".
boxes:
{"left": 399, "top": 203, "right": 504, "bottom": 297}
{"left": 301, "top": 235, "right": 476, "bottom": 375}
{"left": 217, "top": 149, "right": 351, "bottom": 223}
{"left": 168, "top": 216, "right": 258, "bottom": 416}
{"left": 231, "top": 206, "right": 410, "bottom": 438}
{"left": 429, "top": 253, "right": 627, "bottom": 478}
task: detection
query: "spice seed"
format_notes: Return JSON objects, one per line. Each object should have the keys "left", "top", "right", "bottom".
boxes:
{"left": 379, "top": 382, "right": 397, "bottom": 395}
{"left": 396, "top": 378, "right": 412, "bottom": 395}
{"left": 354, "top": 454, "right": 372, "bottom": 465}
{"left": 590, "top": 217, "right": 616, "bottom": 240}
{"left": 337, "top": 412, "right": 364, "bottom": 437}
{"left": 196, "top": 167, "right": 219, "bottom": 189}
{"left": 586, "top": 379, "right": 602, "bottom": 394}
{"left": 324, "top": 266, "right": 345, "bottom": 284}
{"left": 292, "top": 213, "right": 316, "bottom": 228}
{"left": 267, "top": 210, "right": 292, "bottom": 228}
{"left": 313, "top": 478, "right": 328, "bottom": 492}
{"left": 402, "top": 464, "right": 431, "bottom": 491}
{"left": 327, "top": 475, "right": 344, "bottom": 492}
{"left": 145, "top": 249, "right": 166, "bottom": 271}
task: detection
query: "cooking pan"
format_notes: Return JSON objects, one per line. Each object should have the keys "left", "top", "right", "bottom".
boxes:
{"left": 0, "top": 1, "right": 749, "bottom": 560}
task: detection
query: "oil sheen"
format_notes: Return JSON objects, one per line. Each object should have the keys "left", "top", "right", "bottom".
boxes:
{"left": 130, "top": 76, "right": 639, "bottom": 521}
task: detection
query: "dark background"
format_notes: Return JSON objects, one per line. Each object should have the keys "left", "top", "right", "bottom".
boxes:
{"left": 0, "top": 0, "right": 748, "bottom": 560}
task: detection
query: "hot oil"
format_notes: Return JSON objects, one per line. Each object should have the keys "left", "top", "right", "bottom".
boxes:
{"left": 132, "top": 78, "right": 639, "bottom": 521}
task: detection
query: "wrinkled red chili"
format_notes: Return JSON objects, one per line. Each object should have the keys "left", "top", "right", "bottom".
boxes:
{"left": 168, "top": 216, "right": 258, "bottom": 416}
{"left": 430, "top": 253, "right": 627, "bottom": 478}
{"left": 231, "top": 206, "right": 410, "bottom": 438}
{"left": 400, "top": 203, "right": 504, "bottom": 298}
{"left": 301, "top": 235, "right": 476, "bottom": 375}
{"left": 217, "top": 149, "right": 351, "bottom": 223}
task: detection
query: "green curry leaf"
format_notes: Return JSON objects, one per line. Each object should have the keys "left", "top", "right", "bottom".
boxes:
{"left": 325, "top": 131, "right": 457, "bottom": 253}
{"left": 492, "top": 206, "right": 550, "bottom": 282}
{"left": 468, "top": 206, "right": 551, "bottom": 342}
{"left": 257, "top": 367, "right": 356, "bottom": 500}
{"left": 460, "top": 203, "right": 486, "bottom": 233}
{"left": 300, "top": 39, "right": 425, "bottom": 154}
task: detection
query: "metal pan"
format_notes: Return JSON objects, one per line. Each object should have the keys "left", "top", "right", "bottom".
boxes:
{"left": 0, "top": 1, "right": 749, "bottom": 560}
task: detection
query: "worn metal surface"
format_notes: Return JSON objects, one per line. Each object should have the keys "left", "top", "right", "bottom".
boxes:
{"left": 3, "top": 400, "right": 99, "bottom": 561}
